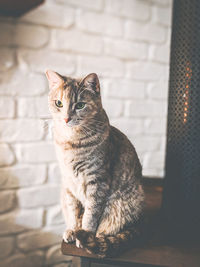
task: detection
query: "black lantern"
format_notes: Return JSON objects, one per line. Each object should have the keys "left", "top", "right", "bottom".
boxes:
{"left": 162, "top": 0, "right": 200, "bottom": 241}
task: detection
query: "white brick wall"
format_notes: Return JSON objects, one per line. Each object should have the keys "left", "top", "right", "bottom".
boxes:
{"left": 0, "top": 0, "right": 172, "bottom": 266}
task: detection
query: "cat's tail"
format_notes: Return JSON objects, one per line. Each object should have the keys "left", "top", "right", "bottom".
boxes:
{"left": 75, "top": 227, "right": 141, "bottom": 258}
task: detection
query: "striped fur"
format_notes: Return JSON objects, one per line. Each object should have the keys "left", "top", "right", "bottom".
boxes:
{"left": 46, "top": 71, "right": 145, "bottom": 257}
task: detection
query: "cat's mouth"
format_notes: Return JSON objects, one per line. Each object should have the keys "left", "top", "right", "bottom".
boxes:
{"left": 64, "top": 118, "right": 81, "bottom": 127}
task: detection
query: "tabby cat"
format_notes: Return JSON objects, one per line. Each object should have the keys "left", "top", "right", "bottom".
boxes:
{"left": 46, "top": 70, "right": 145, "bottom": 257}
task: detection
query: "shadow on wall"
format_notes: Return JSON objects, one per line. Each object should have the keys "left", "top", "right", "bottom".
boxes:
{"left": 0, "top": 21, "right": 80, "bottom": 267}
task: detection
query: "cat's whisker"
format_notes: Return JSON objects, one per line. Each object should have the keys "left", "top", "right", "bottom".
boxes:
{"left": 80, "top": 127, "right": 89, "bottom": 138}
{"left": 82, "top": 125, "right": 102, "bottom": 142}
{"left": 82, "top": 125, "right": 97, "bottom": 134}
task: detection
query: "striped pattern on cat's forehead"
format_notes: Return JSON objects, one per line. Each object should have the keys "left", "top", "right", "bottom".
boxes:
{"left": 62, "top": 76, "right": 87, "bottom": 101}
{"left": 63, "top": 77, "right": 80, "bottom": 90}
{"left": 62, "top": 76, "right": 96, "bottom": 105}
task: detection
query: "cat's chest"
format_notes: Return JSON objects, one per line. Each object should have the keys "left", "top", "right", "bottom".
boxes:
{"left": 56, "top": 146, "right": 87, "bottom": 204}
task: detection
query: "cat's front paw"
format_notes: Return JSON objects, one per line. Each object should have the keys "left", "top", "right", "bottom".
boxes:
{"left": 76, "top": 239, "right": 83, "bottom": 248}
{"left": 63, "top": 229, "right": 76, "bottom": 243}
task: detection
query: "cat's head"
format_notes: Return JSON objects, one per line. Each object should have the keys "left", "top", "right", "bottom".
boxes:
{"left": 46, "top": 70, "right": 103, "bottom": 131}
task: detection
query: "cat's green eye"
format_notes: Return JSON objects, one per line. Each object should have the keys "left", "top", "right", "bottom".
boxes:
{"left": 75, "top": 102, "right": 85, "bottom": 110}
{"left": 55, "top": 100, "right": 63, "bottom": 108}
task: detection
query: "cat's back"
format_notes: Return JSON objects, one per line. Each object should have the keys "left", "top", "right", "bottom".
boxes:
{"left": 110, "top": 125, "right": 138, "bottom": 158}
{"left": 109, "top": 125, "right": 142, "bottom": 182}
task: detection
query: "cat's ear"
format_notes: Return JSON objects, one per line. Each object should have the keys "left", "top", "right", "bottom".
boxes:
{"left": 45, "top": 70, "right": 64, "bottom": 90}
{"left": 82, "top": 73, "right": 100, "bottom": 94}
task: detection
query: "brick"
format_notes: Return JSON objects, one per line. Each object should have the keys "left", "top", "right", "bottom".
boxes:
{"left": 0, "top": 144, "right": 15, "bottom": 166}
{"left": 105, "top": 39, "right": 147, "bottom": 60}
{"left": 0, "top": 209, "right": 43, "bottom": 235}
{"left": 144, "top": 118, "right": 167, "bottom": 134}
{"left": 0, "top": 70, "right": 47, "bottom": 96}
{"left": 127, "top": 62, "right": 168, "bottom": 81}
{"left": 77, "top": 11, "right": 123, "bottom": 37}
{"left": 132, "top": 136, "right": 162, "bottom": 153}
{"left": 56, "top": 0, "right": 103, "bottom": 11}
{"left": 48, "top": 164, "right": 61, "bottom": 184}
{"left": 154, "top": 6, "right": 172, "bottom": 26}
{"left": 125, "top": 20, "right": 166, "bottom": 43}
{"left": 0, "top": 119, "right": 44, "bottom": 142}
{"left": 17, "top": 226, "right": 63, "bottom": 251}
{"left": 137, "top": 151, "right": 144, "bottom": 164}
{"left": 147, "top": 81, "right": 169, "bottom": 100}
{"left": 78, "top": 56, "right": 125, "bottom": 78}
{"left": 0, "top": 164, "right": 46, "bottom": 189}
{"left": 14, "top": 24, "right": 49, "bottom": 48}
{"left": 151, "top": 44, "right": 170, "bottom": 63}
{"left": 161, "top": 136, "right": 167, "bottom": 151}
{"left": 106, "top": 0, "right": 150, "bottom": 21}
{"left": 46, "top": 205, "right": 64, "bottom": 226}
{"left": 44, "top": 119, "right": 54, "bottom": 141}
{"left": 0, "top": 237, "right": 14, "bottom": 259}
{"left": 20, "top": 3, "right": 75, "bottom": 28}
{"left": 151, "top": 0, "right": 171, "bottom": 6}
{"left": 1, "top": 251, "right": 44, "bottom": 267}
{"left": 0, "top": 48, "right": 15, "bottom": 72}
{"left": 46, "top": 224, "right": 65, "bottom": 236}
{"left": 51, "top": 29, "right": 103, "bottom": 55}
{"left": 106, "top": 80, "right": 145, "bottom": 99}
{"left": 46, "top": 244, "right": 73, "bottom": 264}
{"left": 0, "top": 22, "right": 14, "bottom": 45}
{"left": 157, "top": 169, "right": 165, "bottom": 177}
{"left": 18, "top": 49, "right": 76, "bottom": 74}
{"left": 18, "top": 96, "right": 49, "bottom": 118}
{"left": 127, "top": 100, "right": 167, "bottom": 117}
{"left": 0, "top": 97, "right": 15, "bottom": 118}
{"left": 166, "top": 27, "right": 172, "bottom": 44}
{"left": 15, "top": 142, "right": 56, "bottom": 163}
{"left": 143, "top": 151, "right": 165, "bottom": 171}
{"left": 110, "top": 118, "right": 143, "bottom": 137}
{"left": 98, "top": 78, "right": 110, "bottom": 97}
{"left": 17, "top": 184, "right": 60, "bottom": 208}
{"left": 0, "top": 191, "right": 16, "bottom": 213}
{"left": 102, "top": 99, "right": 123, "bottom": 118}
{"left": 15, "top": 209, "right": 44, "bottom": 230}
{"left": 142, "top": 168, "right": 163, "bottom": 178}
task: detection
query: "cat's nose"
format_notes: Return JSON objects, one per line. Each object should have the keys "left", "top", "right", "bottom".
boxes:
{"left": 64, "top": 118, "right": 71, "bottom": 124}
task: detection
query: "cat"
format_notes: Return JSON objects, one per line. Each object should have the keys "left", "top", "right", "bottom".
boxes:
{"left": 46, "top": 70, "right": 145, "bottom": 257}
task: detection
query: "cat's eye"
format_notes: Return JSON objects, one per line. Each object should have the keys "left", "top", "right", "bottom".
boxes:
{"left": 75, "top": 102, "right": 85, "bottom": 110}
{"left": 55, "top": 100, "right": 63, "bottom": 108}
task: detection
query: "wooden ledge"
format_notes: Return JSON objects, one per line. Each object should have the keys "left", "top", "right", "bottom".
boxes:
{"left": 62, "top": 180, "right": 200, "bottom": 267}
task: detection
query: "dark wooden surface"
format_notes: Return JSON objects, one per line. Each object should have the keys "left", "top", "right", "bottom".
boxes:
{"left": 62, "top": 180, "right": 200, "bottom": 267}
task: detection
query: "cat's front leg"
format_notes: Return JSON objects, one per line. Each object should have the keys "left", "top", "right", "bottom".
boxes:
{"left": 81, "top": 178, "right": 110, "bottom": 233}
{"left": 61, "top": 188, "right": 82, "bottom": 243}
